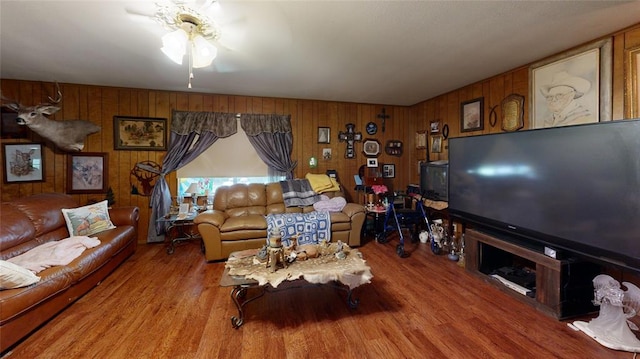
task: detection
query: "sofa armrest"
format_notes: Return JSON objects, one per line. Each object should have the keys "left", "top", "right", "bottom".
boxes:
{"left": 194, "top": 210, "right": 227, "bottom": 228}
{"left": 109, "top": 206, "right": 140, "bottom": 227}
{"left": 342, "top": 203, "right": 365, "bottom": 218}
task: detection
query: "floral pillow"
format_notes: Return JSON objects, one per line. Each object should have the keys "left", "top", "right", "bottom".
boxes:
{"left": 61, "top": 200, "right": 115, "bottom": 236}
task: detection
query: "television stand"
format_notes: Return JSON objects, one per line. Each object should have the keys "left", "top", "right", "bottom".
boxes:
{"left": 464, "top": 229, "right": 600, "bottom": 319}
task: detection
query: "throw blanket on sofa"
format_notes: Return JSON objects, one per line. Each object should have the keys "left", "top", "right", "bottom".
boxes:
{"left": 8, "top": 236, "right": 101, "bottom": 274}
{"left": 266, "top": 211, "right": 331, "bottom": 247}
{"left": 280, "top": 179, "right": 320, "bottom": 207}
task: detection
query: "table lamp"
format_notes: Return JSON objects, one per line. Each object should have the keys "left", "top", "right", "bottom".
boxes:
{"left": 185, "top": 183, "right": 200, "bottom": 211}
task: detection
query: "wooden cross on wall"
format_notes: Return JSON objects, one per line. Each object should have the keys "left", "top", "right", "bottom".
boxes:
{"left": 338, "top": 123, "right": 362, "bottom": 159}
{"left": 377, "top": 107, "right": 390, "bottom": 132}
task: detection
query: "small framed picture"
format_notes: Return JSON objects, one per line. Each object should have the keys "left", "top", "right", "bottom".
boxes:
{"left": 2, "top": 143, "right": 44, "bottom": 183}
{"left": 322, "top": 148, "right": 332, "bottom": 160}
{"left": 67, "top": 152, "right": 108, "bottom": 194}
{"left": 363, "top": 139, "right": 381, "bottom": 156}
{"left": 430, "top": 120, "right": 440, "bottom": 133}
{"left": 431, "top": 135, "right": 443, "bottom": 153}
{"left": 382, "top": 164, "right": 395, "bottom": 178}
{"left": 460, "top": 97, "right": 484, "bottom": 132}
{"left": 114, "top": 116, "right": 167, "bottom": 150}
{"left": 366, "top": 158, "right": 378, "bottom": 168}
{"left": 415, "top": 131, "right": 427, "bottom": 149}
{"left": 318, "top": 127, "right": 330, "bottom": 144}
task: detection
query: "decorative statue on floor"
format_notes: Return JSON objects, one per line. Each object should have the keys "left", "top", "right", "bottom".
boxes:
{"left": 1, "top": 83, "right": 100, "bottom": 152}
{"left": 572, "top": 274, "right": 640, "bottom": 353}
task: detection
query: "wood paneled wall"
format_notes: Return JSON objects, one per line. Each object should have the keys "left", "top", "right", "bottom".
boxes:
{"left": 2, "top": 23, "right": 638, "bottom": 243}
{"left": 0, "top": 81, "right": 415, "bottom": 243}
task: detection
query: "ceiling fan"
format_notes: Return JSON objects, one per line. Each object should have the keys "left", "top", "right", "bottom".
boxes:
{"left": 126, "top": 0, "right": 292, "bottom": 85}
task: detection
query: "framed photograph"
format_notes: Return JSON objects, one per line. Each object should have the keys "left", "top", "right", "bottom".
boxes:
{"left": 430, "top": 120, "right": 440, "bottom": 133}
{"left": 461, "top": 98, "right": 484, "bottom": 132}
{"left": 431, "top": 135, "right": 443, "bottom": 153}
{"left": 322, "top": 148, "right": 332, "bottom": 160}
{"left": 382, "top": 164, "right": 395, "bottom": 178}
{"left": 67, "top": 152, "right": 108, "bottom": 194}
{"left": 2, "top": 143, "right": 44, "bottom": 183}
{"left": 363, "top": 139, "right": 381, "bottom": 157}
{"left": 318, "top": 127, "right": 330, "bottom": 144}
{"left": 1, "top": 109, "right": 28, "bottom": 139}
{"left": 415, "top": 131, "right": 427, "bottom": 149}
{"left": 626, "top": 45, "right": 640, "bottom": 118}
{"left": 530, "top": 38, "right": 612, "bottom": 128}
{"left": 501, "top": 94, "right": 525, "bottom": 132}
{"left": 114, "top": 116, "right": 167, "bottom": 150}
{"left": 366, "top": 158, "right": 378, "bottom": 168}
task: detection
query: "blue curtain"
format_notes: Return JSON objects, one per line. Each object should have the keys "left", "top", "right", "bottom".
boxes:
{"left": 147, "top": 111, "right": 237, "bottom": 243}
{"left": 240, "top": 114, "right": 297, "bottom": 180}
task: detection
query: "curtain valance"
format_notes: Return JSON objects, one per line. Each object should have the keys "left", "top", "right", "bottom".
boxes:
{"left": 240, "top": 114, "right": 292, "bottom": 136}
{"left": 172, "top": 111, "right": 237, "bottom": 137}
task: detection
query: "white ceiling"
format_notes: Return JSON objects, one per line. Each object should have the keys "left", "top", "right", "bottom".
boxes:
{"left": 2, "top": 1, "right": 640, "bottom": 106}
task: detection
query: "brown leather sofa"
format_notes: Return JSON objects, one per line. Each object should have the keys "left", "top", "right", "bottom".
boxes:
{"left": 194, "top": 182, "right": 365, "bottom": 262}
{"left": 0, "top": 193, "right": 139, "bottom": 353}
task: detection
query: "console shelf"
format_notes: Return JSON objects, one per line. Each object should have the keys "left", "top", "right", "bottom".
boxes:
{"left": 464, "top": 229, "right": 599, "bottom": 319}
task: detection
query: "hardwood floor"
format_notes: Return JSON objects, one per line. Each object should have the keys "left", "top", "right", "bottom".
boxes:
{"left": 3, "top": 234, "right": 633, "bottom": 359}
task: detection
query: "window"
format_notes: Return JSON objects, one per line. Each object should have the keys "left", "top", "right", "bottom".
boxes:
{"left": 176, "top": 122, "right": 284, "bottom": 196}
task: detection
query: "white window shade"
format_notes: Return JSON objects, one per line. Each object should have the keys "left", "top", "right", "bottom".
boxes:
{"left": 177, "top": 128, "right": 268, "bottom": 178}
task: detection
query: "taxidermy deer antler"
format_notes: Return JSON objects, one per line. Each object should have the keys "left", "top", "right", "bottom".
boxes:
{"left": 1, "top": 83, "right": 100, "bottom": 152}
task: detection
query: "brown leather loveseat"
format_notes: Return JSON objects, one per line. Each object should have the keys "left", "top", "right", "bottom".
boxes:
{"left": 194, "top": 182, "right": 365, "bottom": 262}
{"left": 0, "top": 193, "right": 139, "bottom": 353}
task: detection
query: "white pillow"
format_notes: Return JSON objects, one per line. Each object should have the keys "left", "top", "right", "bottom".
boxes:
{"left": 61, "top": 200, "right": 116, "bottom": 236}
{"left": 0, "top": 260, "right": 40, "bottom": 290}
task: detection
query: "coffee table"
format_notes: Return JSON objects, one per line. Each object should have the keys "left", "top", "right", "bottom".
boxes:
{"left": 219, "top": 245, "right": 373, "bottom": 328}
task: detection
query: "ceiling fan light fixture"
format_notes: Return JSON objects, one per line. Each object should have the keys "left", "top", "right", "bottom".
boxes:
{"left": 161, "top": 28, "right": 188, "bottom": 65}
{"left": 155, "top": 2, "right": 222, "bottom": 88}
{"left": 191, "top": 35, "right": 217, "bottom": 68}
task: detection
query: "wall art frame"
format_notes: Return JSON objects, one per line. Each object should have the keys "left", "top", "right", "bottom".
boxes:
{"left": 460, "top": 97, "right": 484, "bottom": 132}
{"left": 67, "top": 152, "right": 108, "bottom": 194}
{"left": 501, "top": 94, "right": 525, "bottom": 132}
{"left": 529, "top": 37, "right": 612, "bottom": 128}
{"left": 382, "top": 164, "right": 395, "bottom": 178}
{"left": 366, "top": 158, "right": 378, "bottom": 168}
{"left": 431, "top": 135, "right": 443, "bottom": 153}
{"left": 430, "top": 120, "right": 440, "bottom": 133}
{"left": 114, "top": 116, "right": 167, "bottom": 150}
{"left": 2, "top": 143, "right": 44, "bottom": 183}
{"left": 363, "top": 139, "right": 381, "bottom": 157}
{"left": 626, "top": 45, "right": 640, "bottom": 118}
{"left": 318, "top": 127, "right": 330, "bottom": 144}
{"left": 415, "top": 131, "right": 427, "bottom": 149}
{"left": 1, "top": 109, "right": 28, "bottom": 139}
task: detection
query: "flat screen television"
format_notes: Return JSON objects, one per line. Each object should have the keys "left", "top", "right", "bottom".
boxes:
{"left": 449, "top": 119, "right": 640, "bottom": 273}
{"left": 420, "top": 160, "right": 448, "bottom": 201}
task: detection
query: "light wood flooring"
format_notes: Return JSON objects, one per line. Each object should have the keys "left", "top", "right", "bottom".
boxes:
{"left": 2, "top": 234, "right": 634, "bottom": 359}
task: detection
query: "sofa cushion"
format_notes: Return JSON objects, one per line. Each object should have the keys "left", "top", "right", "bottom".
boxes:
{"left": 220, "top": 214, "right": 267, "bottom": 232}
{"left": 61, "top": 200, "right": 116, "bottom": 236}
{"left": 0, "top": 261, "right": 40, "bottom": 290}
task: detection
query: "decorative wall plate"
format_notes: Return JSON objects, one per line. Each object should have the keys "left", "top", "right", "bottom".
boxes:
{"left": 366, "top": 122, "right": 377, "bottom": 135}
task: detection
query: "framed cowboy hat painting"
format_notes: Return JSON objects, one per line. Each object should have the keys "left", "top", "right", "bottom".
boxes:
{"left": 529, "top": 38, "right": 612, "bottom": 129}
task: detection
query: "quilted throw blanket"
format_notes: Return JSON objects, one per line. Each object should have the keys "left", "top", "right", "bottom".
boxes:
{"left": 280, "top": 179, "right": 320, "bottom": 207}
{"left": 266, "top": 211, "right": 331, "bottom": 247}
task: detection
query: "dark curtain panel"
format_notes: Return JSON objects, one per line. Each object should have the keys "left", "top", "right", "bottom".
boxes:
{"left": 147, "top": 111, "right": 237, "bottom": 242}
{"left": 240, "top": 114, "right": 297, "bottom": 179}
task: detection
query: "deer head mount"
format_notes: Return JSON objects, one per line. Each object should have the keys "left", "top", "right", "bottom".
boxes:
{"left": 1, "top": 83, "right": 100, "bottom": 152}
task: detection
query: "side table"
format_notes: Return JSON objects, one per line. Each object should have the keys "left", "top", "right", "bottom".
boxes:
{"left": 157, "top": 211, "right": 202, "bottom": 254}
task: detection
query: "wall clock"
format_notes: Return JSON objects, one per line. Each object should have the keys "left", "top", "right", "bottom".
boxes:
{"left": 366, "top": 122, "right": 377, "bottom": 135}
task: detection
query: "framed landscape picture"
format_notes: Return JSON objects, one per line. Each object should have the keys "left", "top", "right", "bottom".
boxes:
{"left": 2, "top": 143, "right": 44, "bottom": 183}
{"left": 114, "top": 116, "right": 167, "bottom": 150}
{"left": 460, "top": 98, "right": 484, "bottom": 132}
{"left": 67, "top": 152, "right": 108, "bottom": 194}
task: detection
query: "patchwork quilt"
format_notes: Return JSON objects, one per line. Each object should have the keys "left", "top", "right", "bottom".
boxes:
{"left": 266, "top": 211, "right": 331, "bottom": 247}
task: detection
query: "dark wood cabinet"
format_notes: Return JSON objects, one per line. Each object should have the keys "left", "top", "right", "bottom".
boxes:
{"left": 464, "top": 229, "right": 600, "bottom": 319}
